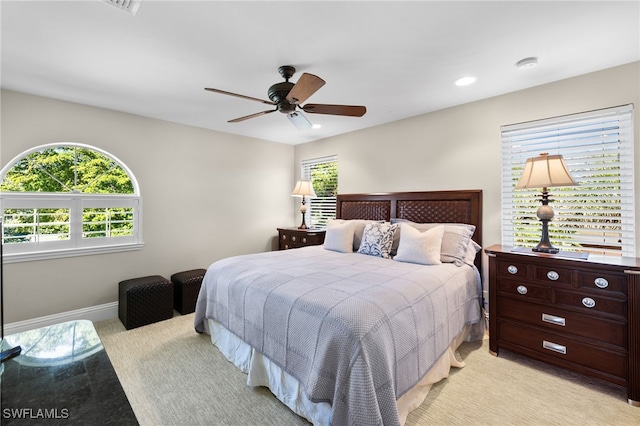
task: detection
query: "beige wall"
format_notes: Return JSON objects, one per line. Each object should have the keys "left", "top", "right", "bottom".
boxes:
{"left": 1, "top": 90, "right": 295, "bottom": 323}
{"left": 294, "top": 62, "right": 640, "bottom": 269}
{"left": 2, "top": 62, "right": 638, "bottom": 323}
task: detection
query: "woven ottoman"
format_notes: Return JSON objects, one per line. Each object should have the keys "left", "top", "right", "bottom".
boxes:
{"left": 171, "top": 268, "right": 207, "bottom": 314}
{"left": 118, "top": 275, "right": 173, "bottom": 330}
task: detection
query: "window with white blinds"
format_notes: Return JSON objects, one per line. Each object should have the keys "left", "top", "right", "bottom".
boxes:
{"left": 301, "top": 155, "right": 337, "bottom": 228}
{"left": 501, "top": 104, "right": 635, "bottom": 257}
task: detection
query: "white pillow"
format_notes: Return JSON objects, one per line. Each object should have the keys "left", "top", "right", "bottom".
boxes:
{"left": 323, "top": 219, "right": 356, "bottom": 253}
{"left": 391, "top": 219, "right": 475, "bottom": 266}
{"left": 463, "top": 240, "right": 482, "bottom": 266}
{"left": 332, "top": 219, "right": 382, "bottom": 251}
{"left": 394, "top": 224, "right": 444, "bottom": 265}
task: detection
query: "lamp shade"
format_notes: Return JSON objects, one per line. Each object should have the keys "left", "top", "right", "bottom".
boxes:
{"left": 291, "top": 180, "right": 316, "bottom": 197}
{"left": 515, "top": 153, "right": 578, "bottom": 189}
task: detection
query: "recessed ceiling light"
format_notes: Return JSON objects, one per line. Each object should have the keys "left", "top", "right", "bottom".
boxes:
{"left": 312, "top": 124, "right": 322, "bottom": 129}
{"left": 455, "top": 76, "right": 477, "bottom": 87}
{"left": 516, "top": 57, "right": 538, "bottom": 70}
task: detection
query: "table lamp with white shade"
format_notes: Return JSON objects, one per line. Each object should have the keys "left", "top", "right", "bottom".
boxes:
{"left": 291, "top": 180, "right": 316, "bottom": 229}
{"left": 515, "top": 153, "right": 578, "bottom": 254}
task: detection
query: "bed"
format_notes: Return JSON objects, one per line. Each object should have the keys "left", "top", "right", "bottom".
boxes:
{"left": 194, "top": 190, "right": 484, "bottom": 426}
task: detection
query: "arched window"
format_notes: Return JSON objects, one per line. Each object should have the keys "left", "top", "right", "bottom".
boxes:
{"left": 0, "top": 143, "right": 142, "bottom": 262}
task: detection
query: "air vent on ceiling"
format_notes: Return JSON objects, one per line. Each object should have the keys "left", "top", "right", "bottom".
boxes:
{"left": 102, "top": 0, "right": 143, "bottom": 16}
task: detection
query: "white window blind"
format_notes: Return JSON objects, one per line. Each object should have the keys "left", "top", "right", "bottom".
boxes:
{"left": 301, "top": 155, "right": 337, "bottom": 229}
{"left": 501, "top": 104, "right": 635, "bottom": 256}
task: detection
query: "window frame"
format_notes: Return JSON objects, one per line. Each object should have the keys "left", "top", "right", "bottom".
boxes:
{"left": 301, "top": 155, "right": 338, "bottom": 229}
{"left": 501, "top": 104, "right": 635, "bottom": 257}
{"left": 0, "top": 143, "right": 143, "bottom": 263}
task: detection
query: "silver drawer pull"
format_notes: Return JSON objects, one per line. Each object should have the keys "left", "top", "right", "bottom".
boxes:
{"left": 542, "top": 313, "right": 566, "bottom": 326}
{"left": 508, "top": 265, "right": 518, "bottom": 274}
{"left": 516, "top": 285, "right": 528, "bottom": 295}
{"left": 547, "top": 270, "right": 559, "bottom": 281}
{"left": 582, "top": 297, "right": 596, "bottom": 308}
{"left": 594, "top": 277, "right": 609, "bottom": 288}
{"left": 302, "top": 237, "right": 307, "bottom": 243}
{"left": 543, "top": 340, "right": 567, "bottom": 355}
{"left": 291, "top": 236, "right": 296, "bottom": 241}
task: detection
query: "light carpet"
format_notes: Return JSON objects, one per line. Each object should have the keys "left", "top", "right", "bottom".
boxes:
{"left": 95, "top": 314, "right": 640, "bottom": 426}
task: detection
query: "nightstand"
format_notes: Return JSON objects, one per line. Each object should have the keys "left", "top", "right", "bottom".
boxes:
{"left": 277, "top": 227, "right": 325, "bottom": 250}
{"left": 485, "top": 245, "right": 640, "bottom": 406}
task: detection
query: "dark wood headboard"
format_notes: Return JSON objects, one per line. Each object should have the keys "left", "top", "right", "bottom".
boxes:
{"left": 336, "top": 190, "right": 483, "bottom": 269}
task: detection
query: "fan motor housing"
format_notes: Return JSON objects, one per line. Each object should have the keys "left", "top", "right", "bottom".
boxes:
{"left": 268, "top": 81, "right": 295, "bottom": 106}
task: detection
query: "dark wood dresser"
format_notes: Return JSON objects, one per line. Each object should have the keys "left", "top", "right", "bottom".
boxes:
{"left": 277, "top": 228, "right": 325, "bottom": 250}
{"left": 485, "top": 244, "right": 640, "bottom": 406}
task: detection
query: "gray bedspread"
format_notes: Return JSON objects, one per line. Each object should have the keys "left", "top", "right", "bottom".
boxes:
{"left": 194, "top": 246, "right": 482, "bottom": 426}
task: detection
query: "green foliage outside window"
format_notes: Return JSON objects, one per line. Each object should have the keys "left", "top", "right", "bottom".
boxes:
{"left": 311, "top": 161, "right": 337, "bottom": 197}
{"left": 1, "top": 146, "right": 135, "bottom": 244}
{"left": 0, "top": 147, "right": 133, "bottom": 194}
{"left": 309, "top": 161, "right": 337, "bottom": 228}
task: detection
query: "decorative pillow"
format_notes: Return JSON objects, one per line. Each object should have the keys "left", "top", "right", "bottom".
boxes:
{"left": 356, "top": 222, "right": 399, "bottom": 258}
{"left": 394, "top": 224, "right": 443, "bottom": 265}
{"left": 323, "top": 219, "right": 356, "bottom": 253}
{"left": 332, "top": 219, "right": 383, "bottom": 251}
{"left": 391, "top": 219, "right": 475, "bottom": 266}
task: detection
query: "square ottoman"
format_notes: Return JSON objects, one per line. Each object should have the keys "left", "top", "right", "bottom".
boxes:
{"left": 171, "top": 269, "right": 207, "bottom": 315}
{"left": 118, "top": 275, "right": 173, "bottom": 330}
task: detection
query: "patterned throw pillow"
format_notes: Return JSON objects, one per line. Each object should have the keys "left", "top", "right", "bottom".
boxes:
{"left": 356, "top": 222, "right": 399, "bottom": 258}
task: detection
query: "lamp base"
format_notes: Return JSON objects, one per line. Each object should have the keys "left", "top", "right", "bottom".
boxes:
{"left": 298, "top": 196, "right": 308, "bottom": 229}
{"left": 534, "top": 217, "right": 559, "bottom": 254}
{"left": 532, "top": 246, "right": 560, "bottom": 254}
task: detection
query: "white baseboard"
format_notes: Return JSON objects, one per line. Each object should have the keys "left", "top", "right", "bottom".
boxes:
{"left": 4, "top": 302, "right": 119, "bottom": 335}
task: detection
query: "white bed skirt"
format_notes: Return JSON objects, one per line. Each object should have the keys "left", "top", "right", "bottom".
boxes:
{"left": 204, "top": 318, "right": 475, "bottom": 426}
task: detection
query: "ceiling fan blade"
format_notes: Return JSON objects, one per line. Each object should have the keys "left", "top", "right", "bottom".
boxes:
{"left": 205, "top": 88, "right": 275, "bottom": 105}
{"left": 286, "top": 73, "right": 325, "bottom": 104}
{"left": 302, "top": 104, "right": 367, "bottom": 117}
{"left": 228, "top": 108, "right": 278, "bottom": 123}
{"left": 287, "top": 111, "right": 312, "bottom": 130}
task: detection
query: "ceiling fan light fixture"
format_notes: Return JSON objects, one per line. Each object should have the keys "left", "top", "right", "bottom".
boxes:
{"left": 516, "top": 57, "right": 539, "bottom": 70}
{"left": 455, "top": 76, "right": 477, "bottom": 87}
{"left": 288, "top": 112, "right": 312, "bottom": 130}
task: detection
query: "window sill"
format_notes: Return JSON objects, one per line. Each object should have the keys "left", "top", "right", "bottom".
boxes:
{"left": 3, "top": 243, "right": 144, "bottom": 263}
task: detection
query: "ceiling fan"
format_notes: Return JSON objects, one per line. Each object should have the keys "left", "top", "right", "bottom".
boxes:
{"left": 204, "top": 66, "right": 367, "bottom": 130}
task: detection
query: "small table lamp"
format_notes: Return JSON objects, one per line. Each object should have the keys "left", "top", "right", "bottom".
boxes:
{"left": 291, "top": 180, "right": 316, "bottom": 229}
{"left": 515, "top": 153, "right": 578, "bottom": 253}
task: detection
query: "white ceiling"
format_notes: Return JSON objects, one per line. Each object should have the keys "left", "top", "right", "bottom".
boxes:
{"left": 2, "top": 1, "right": 639, "bottom": 145}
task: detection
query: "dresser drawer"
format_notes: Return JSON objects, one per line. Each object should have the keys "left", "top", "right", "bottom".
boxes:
{"left": 554, "top": 289, "right": 626, "bottom": 319}
{"left": 533, "top": 265, "right": 573, "bottom": 286}
{"left": 497, "top": 298, "right": 626, "bottom": 348}
{"left": 497, "top": 280, "right": 549, "bottom": 303}
{"left": 498, "top": 321, "right": 627, "bottom": 380}
{"left": 278, "top": 228, "right": 325, "bottom": 250}
{"left": 496, "top": 259, "right": 530, "bottom": 280}
{"left": 577, "top": 271, "right": 626, "bottom": 296}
